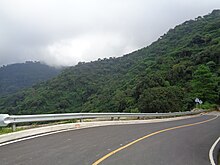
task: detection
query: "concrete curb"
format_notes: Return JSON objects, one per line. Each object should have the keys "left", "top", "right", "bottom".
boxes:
{"left": 0, "top": 115, "right": 200, "bottom": 144}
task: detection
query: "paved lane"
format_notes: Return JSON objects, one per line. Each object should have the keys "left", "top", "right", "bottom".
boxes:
{"left": 98, "top": 115, "right": 219, "bottom": 165}
{"left": 0, "top": 114, "right": 219, "bottom": 165}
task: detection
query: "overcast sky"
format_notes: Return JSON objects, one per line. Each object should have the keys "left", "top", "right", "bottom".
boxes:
{"left": 0, "top": 0, "right": 219, "bottom": 66}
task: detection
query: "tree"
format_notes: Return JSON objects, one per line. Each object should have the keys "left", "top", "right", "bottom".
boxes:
{"left": 138, "top": 86, "right": 184, "bottom": 113}
{"left": 190, "top": 65, "right": 219, "bottom": 103}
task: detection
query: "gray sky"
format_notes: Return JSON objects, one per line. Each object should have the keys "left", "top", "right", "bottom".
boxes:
{"left": 0, "top": 0, "right": 219, "bottom": 66}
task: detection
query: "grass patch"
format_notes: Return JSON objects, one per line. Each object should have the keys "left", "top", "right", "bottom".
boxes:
{"left": 0, "top": 127, "right": 24, "bottom": 135}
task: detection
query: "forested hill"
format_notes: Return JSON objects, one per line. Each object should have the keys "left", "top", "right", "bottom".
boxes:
{"left": 0, "top": 61, "right": 61, "bottom": 96}
{"left": 0, "top": 10, "right": 219, "bottom": 115}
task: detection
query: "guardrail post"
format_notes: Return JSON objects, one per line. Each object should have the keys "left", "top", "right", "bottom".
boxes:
{"left": 111, "top": 117, "right": 114, "bottom": 121}
{"left": 12, "top": 123, "right": 16, "bottom": 132}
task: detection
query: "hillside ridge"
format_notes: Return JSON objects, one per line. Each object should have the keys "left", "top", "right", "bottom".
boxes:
{"left": 0, "top": 61, "right": 61, "bottom": 96}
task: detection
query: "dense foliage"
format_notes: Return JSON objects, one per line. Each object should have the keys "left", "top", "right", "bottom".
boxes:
{"left": 0, "top": 10, "right": 219, "bottom": 114}
{"left": 0, "top": 61, "right": 61, "bottom": 96}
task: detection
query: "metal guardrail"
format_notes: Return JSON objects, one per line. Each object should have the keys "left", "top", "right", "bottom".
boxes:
{"left": 0, "top": 110, "right": 205, "bottom": 131}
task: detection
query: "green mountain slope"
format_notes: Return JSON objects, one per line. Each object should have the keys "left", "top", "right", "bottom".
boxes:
{"left": 0, "top": 10, "right": 219, "bottom": 115}
{"left": 0, "top": 61, "right": 61, "bottom": 96}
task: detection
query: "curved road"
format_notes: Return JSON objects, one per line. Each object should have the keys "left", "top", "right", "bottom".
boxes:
{"left": 0, "top": 114, "right": 219, "bottom": 165}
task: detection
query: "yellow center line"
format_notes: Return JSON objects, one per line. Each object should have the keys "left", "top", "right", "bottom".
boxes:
{"left": 92, "top": 115, "right": 218, "bottom": 165}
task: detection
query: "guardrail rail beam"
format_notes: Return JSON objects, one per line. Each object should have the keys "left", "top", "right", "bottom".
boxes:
{"left": 0, "top": 111, "right": 205, "bottom": 131}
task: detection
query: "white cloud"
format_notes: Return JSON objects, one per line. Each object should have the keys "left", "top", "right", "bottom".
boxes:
{"left": 0, "top": 0, "right": 219, "bottom": 66}
{"left": 43, "top": 32, "right": 136, "bottom": 66}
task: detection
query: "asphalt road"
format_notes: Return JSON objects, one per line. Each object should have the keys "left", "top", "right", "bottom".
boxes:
{"left": 0, "top": 114, "right": 219, "bottom": 165}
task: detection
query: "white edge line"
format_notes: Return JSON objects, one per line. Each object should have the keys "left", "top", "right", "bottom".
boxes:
{"left": 209, "top": 136, "right": 220, "bottom": 165}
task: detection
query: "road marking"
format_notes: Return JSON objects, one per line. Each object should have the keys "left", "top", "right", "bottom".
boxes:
{"left": 209, "top": 137, "right": 220, "bottom": 165}
{"left": 92, "top": 115, "right": 218, "bottom": 165}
